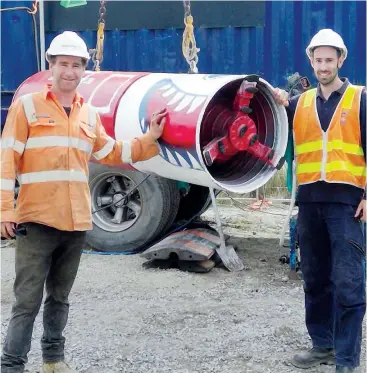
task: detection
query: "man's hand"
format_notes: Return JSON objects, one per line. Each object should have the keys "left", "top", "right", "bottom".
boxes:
{"left": 273, "top": 88, "right": 289, "bottom": 107}
{"left": 148, "top": 108, "right": 168, "bottom": 140}
{"left": 1, "top": 222, "right": 15, "bottom": 240}
{"left": 355, "top": 199, "right": 366, "bottom": 222}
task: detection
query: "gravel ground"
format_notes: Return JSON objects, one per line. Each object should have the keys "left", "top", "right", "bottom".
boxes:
{"left": 1, "top": 204, "right": 366, "bottom": 373}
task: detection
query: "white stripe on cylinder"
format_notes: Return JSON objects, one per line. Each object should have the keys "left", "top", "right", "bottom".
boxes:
{"left": 18, "top": 170, "right": 88, "bottom": 184}
{"left": 0, "top": 178, "right": 15, "bottom": 191}
{"left": 92, "top": 138, "right": 116, "bottom": 160}
{"left": 25, "top": 136, "right": 92, "bottom": 154}
{"left": 20, "top": 94, "right": 37, "bottom": 124}
{"left": 121, "top": 141, "right": 132, "bottom": 163}
{"left": 0, "top": 138, "right": 26, "bottom": 154}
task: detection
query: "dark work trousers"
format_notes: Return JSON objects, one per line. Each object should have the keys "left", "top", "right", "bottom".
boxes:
{"left": 1, "top": 223, "right": 86, "bottom": 373}
{"left": 298, "top": 203, "right": 366, "bottom": 368}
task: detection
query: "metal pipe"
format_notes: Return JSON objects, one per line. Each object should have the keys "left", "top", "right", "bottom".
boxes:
{"left": 14, "top": 71, "right": 289, "bottom": 195}
{"left": 39, "top": 0, "right": 46, "bottom": 71}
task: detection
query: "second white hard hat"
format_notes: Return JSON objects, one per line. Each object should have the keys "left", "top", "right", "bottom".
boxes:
{"left": 46, "top": 31, "right": 90, "bottom": 61}
{"left": 306, "top": 29, "right": 348, "bottom": 60}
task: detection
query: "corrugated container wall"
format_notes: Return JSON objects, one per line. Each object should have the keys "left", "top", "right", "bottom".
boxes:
{"left": 1, "top": 0, "right": 366, "bottom": 125}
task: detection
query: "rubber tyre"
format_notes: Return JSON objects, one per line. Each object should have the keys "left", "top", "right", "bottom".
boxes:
{"left": 160, "top": 179, "right": 180, "bottom": 234}
{"left": 86, "top": 164, "right": 172, "bottom": 253}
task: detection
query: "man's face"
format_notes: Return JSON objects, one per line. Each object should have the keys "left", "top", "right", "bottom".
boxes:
{"left": 50, "top": 55, "right": 85, "bottom": 93}
{"left": 310, "top": 46, "right": 344, "bottom": 86}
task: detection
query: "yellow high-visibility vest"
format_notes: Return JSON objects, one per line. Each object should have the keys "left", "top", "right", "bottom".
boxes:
{"left": 293, "top": 85, "right": 366, "bottom": 189}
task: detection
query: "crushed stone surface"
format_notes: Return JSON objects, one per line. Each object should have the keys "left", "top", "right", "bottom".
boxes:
{"left": 1, "top": 205, "right": 365, "bottom": 373}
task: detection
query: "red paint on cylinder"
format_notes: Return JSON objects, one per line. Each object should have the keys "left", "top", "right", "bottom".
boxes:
{"left": 144, "top": 89, "right": 205, "bottom": 149}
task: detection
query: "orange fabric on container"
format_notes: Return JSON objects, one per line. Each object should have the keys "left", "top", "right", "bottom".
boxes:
{"left": 0, "top": 86, "right": 159, "bottom": 231}
{"left": 293, "top": 85, "right": 366, "bottom": 188}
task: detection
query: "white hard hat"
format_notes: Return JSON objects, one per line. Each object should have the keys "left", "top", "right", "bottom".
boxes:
{"left": 46, "top": 31, "right": 90, "bottom": 61}
{"left": 306, "top": 29, "right": 348, "bottom": 60}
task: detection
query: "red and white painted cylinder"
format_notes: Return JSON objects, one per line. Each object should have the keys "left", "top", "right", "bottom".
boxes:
{"left": 14, "top": 71, "right": 288, "bottom": 193}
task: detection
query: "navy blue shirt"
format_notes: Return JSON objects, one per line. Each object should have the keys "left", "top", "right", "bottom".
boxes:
{"left": 63, "top": 107, "right": 71, "bottom": 117}
{"left": 287, "top": 78, "right": 366, "bottom": 206}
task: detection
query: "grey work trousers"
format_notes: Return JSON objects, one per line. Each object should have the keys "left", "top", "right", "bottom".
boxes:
{"left": 1, "top": 223, "right": 86, "bottom": 373}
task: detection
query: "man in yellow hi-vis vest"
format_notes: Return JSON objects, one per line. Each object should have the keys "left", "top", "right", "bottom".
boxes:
{"left": 274, "top": 29, "right": 366, "bottom": 373}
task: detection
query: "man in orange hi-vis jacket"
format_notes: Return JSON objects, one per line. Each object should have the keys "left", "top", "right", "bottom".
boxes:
{"left": 0, "top": 31, "right": 167, "bottom": 373}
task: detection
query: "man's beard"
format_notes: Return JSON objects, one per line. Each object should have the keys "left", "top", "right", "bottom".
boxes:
{"left": 316, "top": 69, "right": 338, "bottom": 86}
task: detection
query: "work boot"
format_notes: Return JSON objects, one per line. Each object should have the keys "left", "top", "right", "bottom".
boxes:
{"left": 40, "top": 361, "right": 78, "bottom": 373}
{"left": 291, "top": 347, "right": 335, "bottom": 368}
{"left": 336, "top": 367, "right": 355, "bottom": 372}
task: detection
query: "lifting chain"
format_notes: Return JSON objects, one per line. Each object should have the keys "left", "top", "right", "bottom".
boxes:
{"left": 90, "top": 0, "right": 106, "bottom": 71}
{"left": 182, "top": 0, "right": 200, "bottom": 73}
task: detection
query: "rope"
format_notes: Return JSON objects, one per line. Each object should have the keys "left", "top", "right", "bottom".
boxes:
{"left": 28, "top": 0, "right": 39, "bottom": 15}
{"left": 89, "top": 0, "right": 107, "bottom": 71}
{"left": 182, "top": 0, "right": 200, "bottom": 74}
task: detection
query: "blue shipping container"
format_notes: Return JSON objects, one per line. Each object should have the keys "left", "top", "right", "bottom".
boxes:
{"left": 1, "top": 0, "right": 366, "bottom": 125}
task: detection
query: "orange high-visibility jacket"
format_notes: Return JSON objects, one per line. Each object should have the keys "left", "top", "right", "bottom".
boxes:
{"left": 0, "top": 87, "right": 159, "bottom": 231}
{"left": 293, "top": 84, "right": 366, "bottom": 189}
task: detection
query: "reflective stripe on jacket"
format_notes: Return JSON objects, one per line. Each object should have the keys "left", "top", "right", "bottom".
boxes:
{"left": 293, "top": 84, "right": 366, "bottom": 189}
{"left": 0, "top": 87, "right": 159, "bottom": 231}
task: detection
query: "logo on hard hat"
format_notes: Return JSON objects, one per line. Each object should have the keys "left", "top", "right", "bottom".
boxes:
{"left": 61, "top": 44, "right": 78, "bottom": 48}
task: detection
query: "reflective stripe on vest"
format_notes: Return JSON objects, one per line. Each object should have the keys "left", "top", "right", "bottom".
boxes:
{"left": 296, "top": 139, "right": 364, "bottom": 156}
{"left": 21, "top": 94, "right": 94, "bottom": 155}
{"left": 88, "top": 106, "right": 97, "bottom": 128}
{"left": 93, "top": 138, "right": 115, "bottom": 160}
{"left": 21, "top": 94, "right": 38, "bottom": 124}
{"left": 86, "top": 106, "right": 123, "bottom": 161}
{"left": 18, "top": 94, "right": 89, "bottom": 186}
{"left": 0, "top": 137, "right": 26, "bottom": 154}
{"left": 297, "top": 161, "right": 366, "bottom": 176}
{"left": 121, "top": 141, "right": 132, "bottom": 163}
{"left": 18, "top": 170, "right": 88, "bottom": 185}
{"left": 0, "top": 178, "right": 15, "bottom": 191}
{"left": 20, "top": 94, "right": 122, "bottom": 163}
{"left": 25, "top": 136, "right": 93, "bottom": 154}
{"left": 293, "top": 85, "right": 366, "bottom": 188}
{"left": 22, "top": 93, "right": 96, "bottom": 130}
